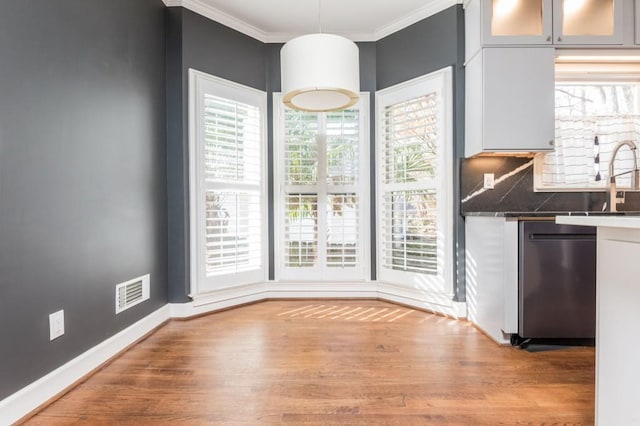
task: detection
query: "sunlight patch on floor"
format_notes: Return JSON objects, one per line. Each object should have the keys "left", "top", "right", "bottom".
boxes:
{"left": 276, "top": 304, "right": 418, "bottom": 322}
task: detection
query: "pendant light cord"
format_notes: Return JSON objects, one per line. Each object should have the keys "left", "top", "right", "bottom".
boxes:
{"left": 318, "top": 0, "right": 322, "bottom": 33}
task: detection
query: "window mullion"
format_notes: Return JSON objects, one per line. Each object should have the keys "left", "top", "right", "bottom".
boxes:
{"left": 317, "top": 113, "right": 328, "bottom": 272}
{"left": 204, "top": 181, "right": 261, "bottom": 192}
{"left": 284, "top": 184, "right": 321, "bottom": 194}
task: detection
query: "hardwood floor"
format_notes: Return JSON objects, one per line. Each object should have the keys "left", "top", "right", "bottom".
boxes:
{"left": 25, "top": 300, "right": 595, "bottom": 425}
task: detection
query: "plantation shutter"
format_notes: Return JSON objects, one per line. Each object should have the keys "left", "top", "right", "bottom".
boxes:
{"left": 203, "top": 95, "right": 262, "bottom": 276}
{"left": 380, "top": 93, "right": 440, "bottom": 276}
{"left": 191, "top": 71, "right": 266, "bottom": 295}
{"left": 203, "top": 95, "right": 261, "bottom": 185}
{"left": 283, "top": 110, "right": 320, "bottom": 273}
{"left": 277, "top": 98, "right": 368, "bottom": 281}
{"left": 325, "top": 109, "right": 361, "bottom": 273}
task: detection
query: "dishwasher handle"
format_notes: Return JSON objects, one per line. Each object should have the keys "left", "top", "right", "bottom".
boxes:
{"left": 528, "top": 233, "right": 596, "bottom": 241}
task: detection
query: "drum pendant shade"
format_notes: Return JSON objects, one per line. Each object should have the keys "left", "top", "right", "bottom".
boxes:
{"left": 281, "top": 33, "right": 360, "bottom": 112}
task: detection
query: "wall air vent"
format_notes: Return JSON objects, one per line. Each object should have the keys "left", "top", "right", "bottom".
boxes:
{"left": 115, "top": 274, "right": 150, "bottom": 314}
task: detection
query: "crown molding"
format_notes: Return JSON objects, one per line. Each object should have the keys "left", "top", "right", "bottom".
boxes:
{"left": 163, "top": 0, "right": 462, "bottom": 43}
{"left": 373, "top": 0, "right": 462, "bottom": 40}
{"left": 163, "top": 0, "right": 268, "bottom": 42}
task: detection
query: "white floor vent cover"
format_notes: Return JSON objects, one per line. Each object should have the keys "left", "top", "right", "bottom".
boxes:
{"left": 115, "top": 274, "right": 150, "bottom": 314}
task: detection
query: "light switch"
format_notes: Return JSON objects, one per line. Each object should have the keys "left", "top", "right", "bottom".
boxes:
{"left": 49, "top": 310, "right": 65, "bottom": 341}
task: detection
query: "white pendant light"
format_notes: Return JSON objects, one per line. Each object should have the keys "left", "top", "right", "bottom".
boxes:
{"left": 280, "top": 2, "right": 360, "bottom": 112}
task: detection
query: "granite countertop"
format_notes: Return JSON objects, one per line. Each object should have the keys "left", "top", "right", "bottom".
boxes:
{"left": 463, "top": 211, "right": 640, "bottom": 218}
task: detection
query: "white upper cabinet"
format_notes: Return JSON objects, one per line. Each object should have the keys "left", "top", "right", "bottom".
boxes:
{"left": 465, "top": 47, "right": 556, "bottom": 157}
{"left": 466, "top": 0, "right": 625, "bottom": 58}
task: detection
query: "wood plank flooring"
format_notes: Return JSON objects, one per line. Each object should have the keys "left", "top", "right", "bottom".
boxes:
{"left": 25, "top": 300, "right": 595, "bottom": 425}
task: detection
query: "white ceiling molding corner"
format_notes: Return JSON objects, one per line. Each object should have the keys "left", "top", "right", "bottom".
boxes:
{"left": 163, "top": 0, "right": 268, "bottom": 42}
{"left": 373, "top": 0, "right": 462, "bottom": 40}
{"left": 264, "top": 31, "right": 376, "bottom": 44}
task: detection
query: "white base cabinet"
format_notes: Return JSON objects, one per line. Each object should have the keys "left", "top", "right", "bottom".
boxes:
{"left": 465, "top": 47, "right": 556, "bottom": 157}
{"left": 465, "top": 217, "right": 518, "bottom": 344}
{"left": 596, "top": 229, "right": 640, "bottom": 425}
{"left": 556, "top": 216, "right": 640, "bottom": 425}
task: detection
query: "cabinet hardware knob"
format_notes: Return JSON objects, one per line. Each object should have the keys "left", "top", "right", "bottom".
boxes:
{"left": 546, "top": 35, "right": 551, "bottom": 42}
{"left": 557, "top": 37, "right": 562, "bottom": 42}
{"left": 549, "top": 140, "right": 555, "bottom": 146}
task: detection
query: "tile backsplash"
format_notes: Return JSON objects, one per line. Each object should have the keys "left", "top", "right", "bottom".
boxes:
{"left": 460, "top": 156, "right": 640, "bottom": 213}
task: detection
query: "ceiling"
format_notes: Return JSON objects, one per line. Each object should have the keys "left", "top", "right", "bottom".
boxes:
{"left": 163, "top": 0, "right": 461, "bottom": 42}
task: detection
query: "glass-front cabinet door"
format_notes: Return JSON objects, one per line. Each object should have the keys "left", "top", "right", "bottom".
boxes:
{"left": 482, "top": 0, "right": 553, "bottom": 44}
{"left": 553, "top": 0, "right": 623, "bottom": 44}
{"left": 479, "top": 0, "right": 623, "bottom": 46}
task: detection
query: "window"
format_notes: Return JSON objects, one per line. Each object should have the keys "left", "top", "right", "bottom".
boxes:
{"left": 376, "top": 68, "right": 454, "bottom": 301}
{"left": 189, "top": 70, "right": 266, "bottom": 295}
{"left": 535, "top": 60, "right": 640, "bottom": 191}
{"left": 274, "top": 94, "right": 369, "bottom": 282}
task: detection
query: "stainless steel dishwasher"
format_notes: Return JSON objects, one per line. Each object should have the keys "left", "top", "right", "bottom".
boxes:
{"left": 518, "top": 220, "right": 596, "bottom": 340}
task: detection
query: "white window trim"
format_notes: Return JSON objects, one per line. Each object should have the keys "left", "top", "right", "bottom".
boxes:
{"left": 375, "top": 67, "right": 455, "bottom": 302}
{"left": 272, "top": 93, "right": 371, "bottom": 283}
{"left": 188, "top": 69, "right": 268, "bottom": 297}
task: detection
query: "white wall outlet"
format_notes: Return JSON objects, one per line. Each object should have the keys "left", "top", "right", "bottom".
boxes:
{"left": 483, "top": 173, "right": 495, "bottom": 189}
{"left": 49, "top": 310, "right": 65, "bottom": 341}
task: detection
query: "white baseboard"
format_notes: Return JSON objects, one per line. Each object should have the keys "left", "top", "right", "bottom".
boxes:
{"left": 0, "top": 305, "right": 171, "bottom": 425}
{"left": 453, "top": 301, "right": 467, "bottom": 318}
{"left": 266, "top": 282, "right": 378, "bottom": 299}
{"left": 1, "top": 282, "right": 468, "bottom": 424}
{"left": 171, "top": 282, "right": 268, "bottom": 318}
{"left": 377, "top": 282, "right": 467, "bottom": 318}
{"left": 472, "top": 323, "right": 511, "bottom": 346}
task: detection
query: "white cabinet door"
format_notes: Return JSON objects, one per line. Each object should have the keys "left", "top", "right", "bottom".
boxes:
{"left": 553, "top": 0, "right": 624, "bottom": 44}
{"left": 465, "top": 47, "right": 556, "bottom": 156}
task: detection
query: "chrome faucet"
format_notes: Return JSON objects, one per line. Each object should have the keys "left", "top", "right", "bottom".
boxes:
{"left": 608, "top": 140, "right": 640, "bottom": 212}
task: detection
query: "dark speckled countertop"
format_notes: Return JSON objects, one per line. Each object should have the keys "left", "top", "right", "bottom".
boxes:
{"left": 463, "top": 211, "right": 640, "bottom": 218}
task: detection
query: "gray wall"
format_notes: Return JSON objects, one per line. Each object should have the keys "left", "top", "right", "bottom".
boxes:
{"left": 0, "top": 0, "right": 168, "bottom": 400}
{"left": 165, "top": 8, "right": 266, "bottom": 302}
{"left": 376, "top": 6, "right": 466, "bottom": 301}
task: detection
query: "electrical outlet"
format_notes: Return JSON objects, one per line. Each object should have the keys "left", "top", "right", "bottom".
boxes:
{"left": 483, "top": 173, "right": 495, "bottom": 189}
{"left": 49, "top": 310, "right": 64, "bottom": 341}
